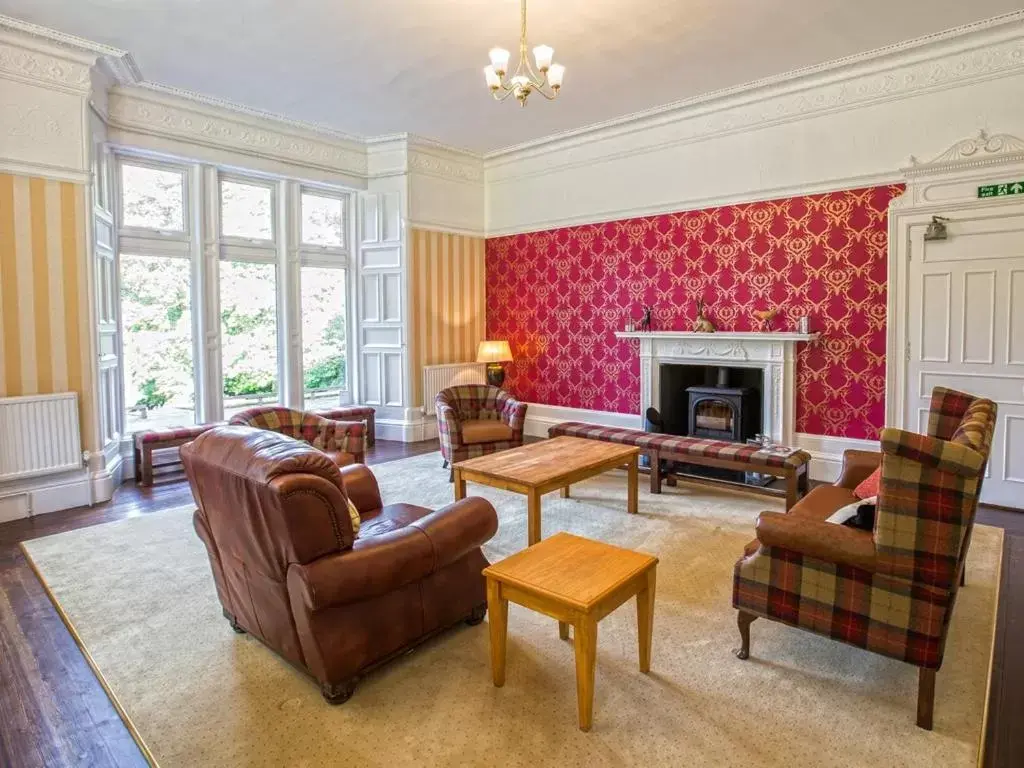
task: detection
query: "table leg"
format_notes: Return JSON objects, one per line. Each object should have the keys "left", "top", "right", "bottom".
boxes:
{"left": 560, "top": 485, "right": 570, "bottom": 498}
{"left": 627, "top": 455, "right": 639, "bottom": 515}
{"left": 785, "top": 469, "right": 798, "bottom": 511}
{"left": 559, "top": 621, "right": 570, "bottom": 640}
{"left": 487, "top": 579, "right": 508, "bottom": 687}
{"left": 142, "top": 445, "right": 154, "bottom": 487}
{"left": 573, "top": 617, "right": 598, "bottom": 732}
{"left": 528, "top": 489, "right": 542, "bottom": 546}
{"left": 453, "top": 469, "right": 467, "bottom": 502}
{"left": 636, "top": 567, "right": 656, "bottom": 673}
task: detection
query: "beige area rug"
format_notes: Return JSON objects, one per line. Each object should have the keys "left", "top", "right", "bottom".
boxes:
{"left": 23, "top": 452, "right": 1001, "bottom": 768}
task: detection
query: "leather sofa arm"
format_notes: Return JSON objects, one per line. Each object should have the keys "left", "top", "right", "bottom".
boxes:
{"left": 835, "top": 449, "right": 882, "bottom": 490}
{"left": 287, "top": 496, "right": 497, "bottom": 612}
{"left": 756, "top": 511, "right": 878, "bottom": 572}
{"left": 338, "top": 464, "right": 382, "bottom": 514}
{"left": 411, "top": 496, "right": 498, "bottom": 569}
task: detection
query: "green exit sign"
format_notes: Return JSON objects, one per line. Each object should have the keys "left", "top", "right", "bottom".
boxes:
{"left": 979, "top": 180, "right": 1024, "bottom": 198}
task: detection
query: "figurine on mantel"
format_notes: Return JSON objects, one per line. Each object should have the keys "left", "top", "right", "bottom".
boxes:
{"left": 639, "top": 306, "right": 653, "bottom": 332}
{"left": 692, "top": 299, "right": 715, "bottom": 333}
{"left": 753, "top": 307, "right": 780, "bottom": 332}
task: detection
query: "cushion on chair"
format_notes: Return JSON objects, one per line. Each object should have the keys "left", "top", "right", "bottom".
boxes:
{"left": 854, "top": 467, "right": 881, "bottom": 499}
{"left": 461, "top": 419, "right": 515, "bottom": 444}
{"left": 346, "top": 497, "right": 361, "bottom": 536}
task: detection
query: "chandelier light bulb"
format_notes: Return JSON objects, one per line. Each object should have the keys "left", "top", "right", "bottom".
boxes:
{"left": 484, "top": 65, "right": 501, "bottom": 90}
{"left": 511, "top": 75, "right": 530, "bottom": 89}
{"left": 547, "top": 63, "right": 565, "bottom": 89}
{"left": 489, "top": 47, "right": 510, "bottom": 76}
{"left": 533, "top": 44, "right": 554, "bottom": 72}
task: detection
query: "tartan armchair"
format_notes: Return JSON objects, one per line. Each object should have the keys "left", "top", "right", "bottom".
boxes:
{"left": 436, "top": 385, "right": 527, "bottom": 480}
{"left": 229, "top": 406, "right": 365, "bottom": 467}
{"left": 733, "top": 386, "right": 997, "bottom": 729}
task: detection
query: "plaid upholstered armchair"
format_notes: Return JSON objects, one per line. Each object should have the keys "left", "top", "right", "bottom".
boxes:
{"left": 436, "top": 385, "right": 527, "bottom": 481}
{"left": 229, "top": 406, "right": 365, "bottom": 467}
{"left": 733, "top": 387, "right": 997, "bottom": 729}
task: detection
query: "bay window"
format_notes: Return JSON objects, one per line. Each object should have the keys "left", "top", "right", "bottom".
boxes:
{"left": 114, "top": 154, "right": 353, "bottom": 439}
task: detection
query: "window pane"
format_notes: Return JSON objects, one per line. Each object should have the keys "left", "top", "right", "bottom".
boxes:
{"left": 302, "top": 266, "right": 347, "bottom": 409}
{"left": 221, "top": 180, "right": 273, "bottom": 240}
{"left": 121, "top": 254, "right": 194, "bottom": 432}
{"left": 220, "top": 261, "right": 279, "bottom": 417}
{"left": 121, "top": 164, "right": 184, "bottom": 231}
{"left": 301, "top": 193, "right": 345, "bottom": 246}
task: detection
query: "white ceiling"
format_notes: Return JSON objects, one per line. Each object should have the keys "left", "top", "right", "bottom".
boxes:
{"left": 2, "top": 0, "right": 1022, "bottom": 153}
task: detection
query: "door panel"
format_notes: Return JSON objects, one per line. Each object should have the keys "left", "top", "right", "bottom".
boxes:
{"left": 907, "top": 206, "right": 1024, "bottom": 508}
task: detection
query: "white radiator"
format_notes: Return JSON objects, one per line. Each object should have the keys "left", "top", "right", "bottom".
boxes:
{"left": 0, "top": 393, "right": 83, "bottom": 482}
{"left": 423, "top": 362, "right": 487, "bottom": 409}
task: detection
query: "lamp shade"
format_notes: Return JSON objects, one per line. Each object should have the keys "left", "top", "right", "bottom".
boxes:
{"left": 477, "top": 340, "right": 513, "bottom": 364}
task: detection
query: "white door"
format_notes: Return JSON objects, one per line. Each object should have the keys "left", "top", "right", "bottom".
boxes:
{"left": 906, "top": 204, "right": 1024, "bottom": 508}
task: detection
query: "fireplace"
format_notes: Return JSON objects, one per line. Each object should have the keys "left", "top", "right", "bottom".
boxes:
{"left": 687, "top": 386, "right": 759, "bottom": 441}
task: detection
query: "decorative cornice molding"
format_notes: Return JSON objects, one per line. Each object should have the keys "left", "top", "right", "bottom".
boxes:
{"left": 407, "top": 146, "right": 483, "bottom": 183}
{"left": 904, "top": 130, "right": 1024, "bottom": 175}
{"left": 107, "top": 86, "right": 370, "bottom": 177}
{"left": 0, "top": 13, "right": 139, "bottom": 93}
{"left": 485, "top": 12, "right": 1024, "bottom": 172}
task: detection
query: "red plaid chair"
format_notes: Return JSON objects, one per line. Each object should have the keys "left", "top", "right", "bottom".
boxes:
{"left": 436, "top": 385, "right": 527, "bottom": 480}
{"left": 733, "top": 386, "right": 997, "bottom": 729}
{"left": 229, "top": 406, "right": 365, "bottom": 467}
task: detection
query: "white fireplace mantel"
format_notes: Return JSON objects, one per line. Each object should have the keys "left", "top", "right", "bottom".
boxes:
{"left": 614, "top": 331, "right": 819, "bottom": 446}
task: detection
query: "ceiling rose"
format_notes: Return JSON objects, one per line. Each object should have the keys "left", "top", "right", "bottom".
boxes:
{"left": 483, "top": 0, "right": 565, "bottom": 107}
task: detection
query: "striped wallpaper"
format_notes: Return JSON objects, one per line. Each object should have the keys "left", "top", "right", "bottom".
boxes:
{"left": 409, "top": 228, "right": 487, "bottom": 407}
{"left": 0, "top": 173, "right": 96, "bottom": 450}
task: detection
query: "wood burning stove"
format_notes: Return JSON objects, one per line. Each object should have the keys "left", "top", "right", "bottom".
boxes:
{"left": 686, "top": 386, "right": 759, "bottom": 442}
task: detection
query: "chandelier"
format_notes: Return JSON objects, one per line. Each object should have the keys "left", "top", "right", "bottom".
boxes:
{"left": 483, "top": 0, "right": 565, "bottom": 106}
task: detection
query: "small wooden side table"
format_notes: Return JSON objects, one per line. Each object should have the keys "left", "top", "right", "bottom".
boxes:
{"left": 482, "top": 532, "right": 658, "bottom": 731}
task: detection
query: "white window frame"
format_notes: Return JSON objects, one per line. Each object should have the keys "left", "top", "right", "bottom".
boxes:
{"left": 111, "top": 151, "right": 358, "bottom": 446}
{"left": 219, "top": 173, "right": 278, "bottom": 247}
{"left": 296, "top": 184, "right": 354, "bottom": 408}
{"left": 117, "top": 158, "right": 191, "bottom": 241}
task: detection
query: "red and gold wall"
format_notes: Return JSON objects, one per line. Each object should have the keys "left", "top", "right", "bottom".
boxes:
{"left": 485, "top": 185, "right": 904, "bottom": 440}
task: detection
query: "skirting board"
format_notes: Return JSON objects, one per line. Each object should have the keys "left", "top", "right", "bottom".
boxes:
{"left": 521, "top": 402, "right": 877, "bottom": 483}
{"left": 0, "top": 457, "right": 122, "bottom": 522}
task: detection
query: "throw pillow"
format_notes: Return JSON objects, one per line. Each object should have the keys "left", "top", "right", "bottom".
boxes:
{"left": 346, "top": 496, "right": 361, "bottom": 536}
{"left": 854, "top": 467, "right": 881, "bottom": 499}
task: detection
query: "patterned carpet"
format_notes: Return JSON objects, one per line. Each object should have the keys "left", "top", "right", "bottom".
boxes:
{"left": 23, "top": 452, "right": 1001, "bottom": 767}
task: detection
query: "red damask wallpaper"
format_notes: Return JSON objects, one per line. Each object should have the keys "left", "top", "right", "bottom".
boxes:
{"left": 485, "top": 185, "right": 904, "bottom": 439}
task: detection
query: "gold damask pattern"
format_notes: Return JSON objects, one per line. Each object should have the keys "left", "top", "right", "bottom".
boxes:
{"left": 485, "top": 185, "right": 904, "bottom": 439}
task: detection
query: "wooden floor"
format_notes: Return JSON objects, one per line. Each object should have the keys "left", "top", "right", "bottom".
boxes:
{"left": 0, "top": 439, "right": 1021, "bottom": 767}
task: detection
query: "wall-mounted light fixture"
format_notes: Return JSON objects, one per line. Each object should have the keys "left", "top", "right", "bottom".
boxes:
{"left": 923, "top": 216, "right": 950, "bottom": 241}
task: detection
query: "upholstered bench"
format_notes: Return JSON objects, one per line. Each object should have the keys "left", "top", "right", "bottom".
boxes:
{"left": 133, "top": 424, "right": 221, "bottom": 486}
{"left": 314, "top": 406, "right": 376, "bottom": 447}
{"left": 548, "top": 422, "right": 811, "bottom": 510}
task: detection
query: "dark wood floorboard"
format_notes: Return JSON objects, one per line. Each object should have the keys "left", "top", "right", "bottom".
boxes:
{"left": 0, "top": 439, "right": 1020, "bottom": 767}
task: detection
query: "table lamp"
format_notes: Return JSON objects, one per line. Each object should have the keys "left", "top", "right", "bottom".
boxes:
{"left": 477, "top": 340, "right": 513, "bottom": 388}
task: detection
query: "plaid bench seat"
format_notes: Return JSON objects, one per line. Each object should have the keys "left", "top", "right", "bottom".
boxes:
{"left": 548, "top": 422, "right": 811, "bottom": 509}
{"left": 133, "top": 423, "right": 222, "bottom": 486}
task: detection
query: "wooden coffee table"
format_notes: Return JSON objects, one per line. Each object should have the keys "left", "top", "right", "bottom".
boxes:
{"left": 483, "top": 532, "right": 658, "bottom": 731}
{"left": 453, "top": 436, "right": 641, "bottom": 546}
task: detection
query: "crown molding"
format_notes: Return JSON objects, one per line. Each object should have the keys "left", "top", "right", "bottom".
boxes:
{"left": 107, "top": 85, "right": 370, "bottom": 177}
{"left": 0, "top": 13, "right": 139, "bottom": 94}
{"left": 407, "top": 136, "right": 483, "bottom": 183}
{"left": 484, "top": 11, "right": 1024, "bottom": 173}
{"left": 903, "top": 129, "right": 1024, "bottom": 176}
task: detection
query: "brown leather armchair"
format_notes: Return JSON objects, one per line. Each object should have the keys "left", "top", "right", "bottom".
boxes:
{"left": 182, "top": 425, "right": 498, "bottom": 703}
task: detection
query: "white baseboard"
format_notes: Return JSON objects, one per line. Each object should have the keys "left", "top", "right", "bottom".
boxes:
{"left": 521, "top": 402, "right": 877, "bottom": 483}
{"left": 0, "top": 453, "right": 123, "bottom": 523}
{"left": 793, "top": 433, "right": 880, "bottom": 483}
